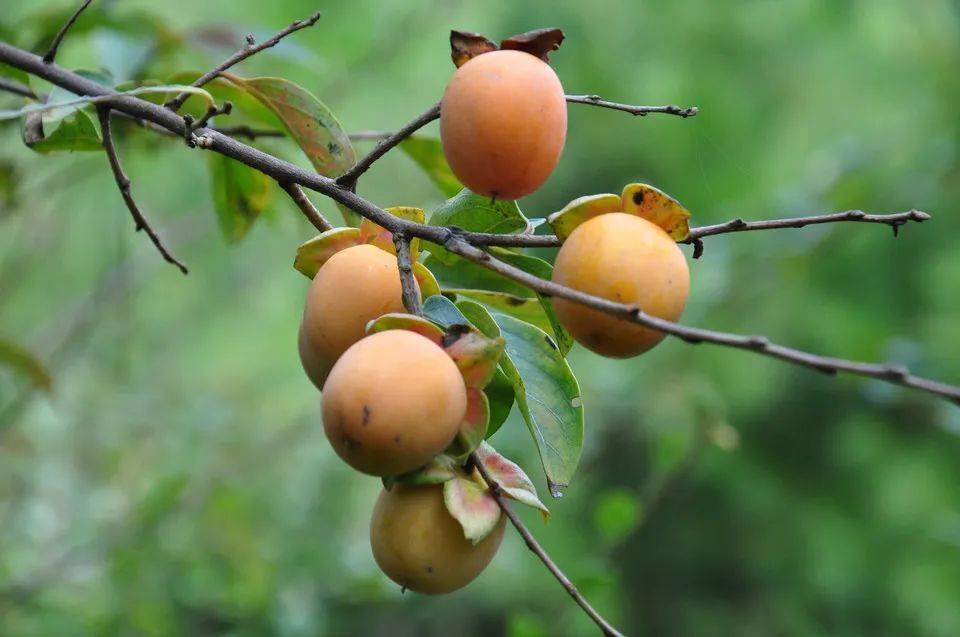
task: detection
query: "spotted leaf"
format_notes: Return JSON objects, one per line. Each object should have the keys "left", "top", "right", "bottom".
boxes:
{"left": 621, "top": 183, "right": 691, "bottom": 240}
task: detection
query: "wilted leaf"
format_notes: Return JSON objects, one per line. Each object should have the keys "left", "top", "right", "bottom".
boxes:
{"left": 447, "top": 387, "right": 490, "bottom": 459}
{"left": 500, "top": 28, "right": 565, "bottom": 62}
{"left": 428, "top": 188, "right": 531, "bottom": 264}
{"left": 449, "top": 30, "right": 498, "bottom": 67}
{"left": 443, "top": 474, "right": 501, "bottom": 544}
{"left": 621, "top": 182, "right": 692, "bottom": 240}
{"left": 207, "top": 153, "right": 275, "bottom": 242}
{"left": 293, "top": 227, "right": 361, "bottom": 278}
{"left": 474, "top": 441, "right": 549, "bottom": 517}
{"left": 366, "top": 312, "right": 445, "bottom": 346}
{"left": 400, "top": 137, "right": 463, "bottom": 197}
{"left": 547, "top": 193, "right": 622, "bottom": 241}
{"left": 441, "top": 324, "right": 505, "bottom": 388}
{"left": 0, "top": 339, "right": 52, "bottom": 391}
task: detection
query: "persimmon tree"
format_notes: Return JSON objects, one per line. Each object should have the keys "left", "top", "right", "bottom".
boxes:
{"left": 1, "top": 5, "right": 956, "bottom": 636}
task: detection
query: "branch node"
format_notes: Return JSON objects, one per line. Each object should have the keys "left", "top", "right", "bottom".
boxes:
{"left": 245, "top": 34, "right": 256, "bottom": 47}
{"left": 747, "top": 336, "right": 770, "bottom": 349}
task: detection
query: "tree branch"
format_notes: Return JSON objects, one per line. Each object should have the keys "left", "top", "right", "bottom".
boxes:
{"left": 164, "top": 10, "right": 322, "bottom": 111}
{"left": 42, "top": 0, "right": 93, "bottom": 64}
{"left": 566, "top": 94, "right": 698, "bottom": 118}
{"left": 336, "top": 102, "right": 441, "bottom": 187}
{"left": 4, "top": 42, "right": 956, "bottom": 404}
{"left": 685, "top": 209, "right": 931, "bottom": 241}
{"left": 281, "top": 182, "right": 332, "bottom": 232}
{"left": 96, "top": 106, "right": 188, "bottom": 274}
{"left": 470, "top": 453, "right": 625, "bottom": 637}
{"left": 392, "top": 233, "right": 422, "bottom": 316}
{"left": 0, "top": 76, "right": 38, "bottom": 99}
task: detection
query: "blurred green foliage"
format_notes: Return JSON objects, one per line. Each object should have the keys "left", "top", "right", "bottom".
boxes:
{"left": 2, "top": 1, "right": 959, "bottom": 635}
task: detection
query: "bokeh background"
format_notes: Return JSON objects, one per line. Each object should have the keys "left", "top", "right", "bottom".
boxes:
{"left": 2, "top": 1, "right": 959, "bottom": 635}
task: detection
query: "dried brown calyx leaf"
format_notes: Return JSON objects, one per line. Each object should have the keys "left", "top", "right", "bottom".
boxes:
{"left": 449, "top": 30, "right": 498, "bottom": 68}
{"left": 500, "top": 28, "right": 565, "bottom": 62}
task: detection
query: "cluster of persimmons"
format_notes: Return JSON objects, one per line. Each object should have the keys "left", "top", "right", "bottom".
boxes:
{"left": 296, "top": 36, "right": 690, "bottom": 595}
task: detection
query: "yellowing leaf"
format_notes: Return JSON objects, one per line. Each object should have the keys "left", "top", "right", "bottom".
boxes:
{"left": 621, "top": 183, "right": 691, "bottom": 240}
{"left": 293, "top": 227, "right": 361, "bottom": 278}
{"left": 358, "top": 207, "right": 426, "bottom": 261}
{"left": 413, "top": 262, "right": 441, "bottom": 298}
{"left": 546, "top": 193, "right": 621, "bottom": 241}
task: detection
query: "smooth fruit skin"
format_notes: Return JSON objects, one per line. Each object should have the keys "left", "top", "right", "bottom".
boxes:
{"left": 552, "top": 213, "right": 690, "bottom": 357}
{"left": 441, "top": 50, "right": 567, "bottom": 200}
{"left": 301, "top": 244, "right": 410, "bottom": 388}
{"left": 370, "top": 484, "right": 506, "bottom": 594}
{"left": 322, "top": 330, "right": 467, "bottom": 476}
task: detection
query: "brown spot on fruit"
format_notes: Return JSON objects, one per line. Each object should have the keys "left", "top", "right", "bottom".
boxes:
{"left": 370, "top": 484, "right": 505, "bottom": 594}
{"left": 322, "top": 331, "right": 467, "bottom": 476}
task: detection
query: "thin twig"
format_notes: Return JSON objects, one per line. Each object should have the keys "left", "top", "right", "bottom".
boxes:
{"left": 442, "top": 236, "right": 960, "bottom": 405}
{"left": 393, "top": 233, "right": 422, "bottom": 316}
{"left": 281, "top": 182, "right": 332, "bottom": 232}
{"left": 336, "top": 102, "right": 441, "bottom": 187}
{"left": 0, "top": 76, "right": 38, "bottom": 99}
{"left": 470, "top": 454, "right": 625, "bottom": 637}
{"left": 42, "top": 0, "right": 93, "bottom": 64}
{"left": 164, "top": 10, "right": 322, "bottom": 111}
{"left": 567, "top": 94, "right": 698, "bottom": 118}
{"left": 6, "top": 45, "right": 958, "bottom": 406}
{"left": 96, "top": 106, "right": 188, "bottom": 274}
{"left": 454, "top": 209, "right": 932, "bottom": 250}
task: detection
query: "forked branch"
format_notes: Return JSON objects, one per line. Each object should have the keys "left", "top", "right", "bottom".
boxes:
{"left": 567, "top": 93, "right": 698, "bottom": 118}
{"left": 42, "top": 0, "right": 93, "bottom": 64}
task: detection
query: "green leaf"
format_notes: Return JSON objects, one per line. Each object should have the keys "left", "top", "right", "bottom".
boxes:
{"left": 399, "top": 136, "right": 463, "bottom": 196}
{"left": 427, "top": 188, "right": 531, "bottom": 264}
{"left": 484, "top": 366, "right": 515, "bottom": 438}
{"left": 424, "top": 253, "right": 534, "bottom": 298}
{"left": 366, "top": 312, "right": 444, "bottom": 346}
{"left": 487, "top": 249, "right": 573, "bottom": 356}
{"left": 21, "top": 106, "right": 101, "bottom": 153}
{"left": 395, "top": 455, "right": 458, "bottom": 486}
{"left": 207, "top": 154, "right": 275, "bottom": 243}
{"left": 424, "top": 296, "right": 583, "bottom": 494}
{"left": 446, "top": 289, "right": 562, "bottom": 350}
{"left": 0, "top": 340, "right": 52, "bottom": 391}
{"left": 0, "top": 84, "right": 215, "bottom": 120}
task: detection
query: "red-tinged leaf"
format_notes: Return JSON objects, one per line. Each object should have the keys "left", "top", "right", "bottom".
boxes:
{"left": 620, "top": 183, "right": 692, "bottom": 240}
{"left": 358, "top": 207, "right": 426, "bottom": 260}
{"left": 546, "top": 193, "right": 622, "bottom": 241}
{"left": 413, "top": 262, "right": 441, "bottom": 299}
{"left": 441, "top": 325, "right": 506, "bottom": 388}
{"left": 395, "top": 455, "right": 458, "bottom": 486}
{"left": 474, "top": 442, "right": 549, "bottom": 518}
{"left": 366, "top": 313, "right": 444, "bottom": 346}
{"left": 447, "top": 388, "right": 489, "bottom": 459}
{"left": 293, "top": 227, "right": 361, "bottom": 278}
{"left": 220, "top": 74, "right": 356, "bottom": 179}
{"left": 450, "top": 30, "right": 498, "bottom": 68}
{"left": 500, "top": 28, "right": 565, "bottom": 62}
{"left": 443, "top": 474, "right": 501, "bottom": 544}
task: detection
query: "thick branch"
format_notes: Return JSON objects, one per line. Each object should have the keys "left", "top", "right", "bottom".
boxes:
{"left": 567, "top": 94, "right": 698, "bottom": 118}
{"left": 42, "top": 0, "right": 93, "bottom": 64}
{"left": 281, "top": 182, "right": 332, "bottom": 232}
{"left": 336, "top": 102, "right": 441, "bottom": 187}
{"left": 392, "top": 234, "right": 422, "bottom": 316}
{"left": 164, "top": 11, "right": 322, "bottom": 111}
{"left": 96, "top": 107, "right": 188, "bottom": 274}
{"left": 5, "top": 43, "right": 957, "bottom": 406}
{"left": 470, "top": 454, "right": 625, "bottom": 637}
{"left": 0, "top": 77, "right": 38, "bottom": 99}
